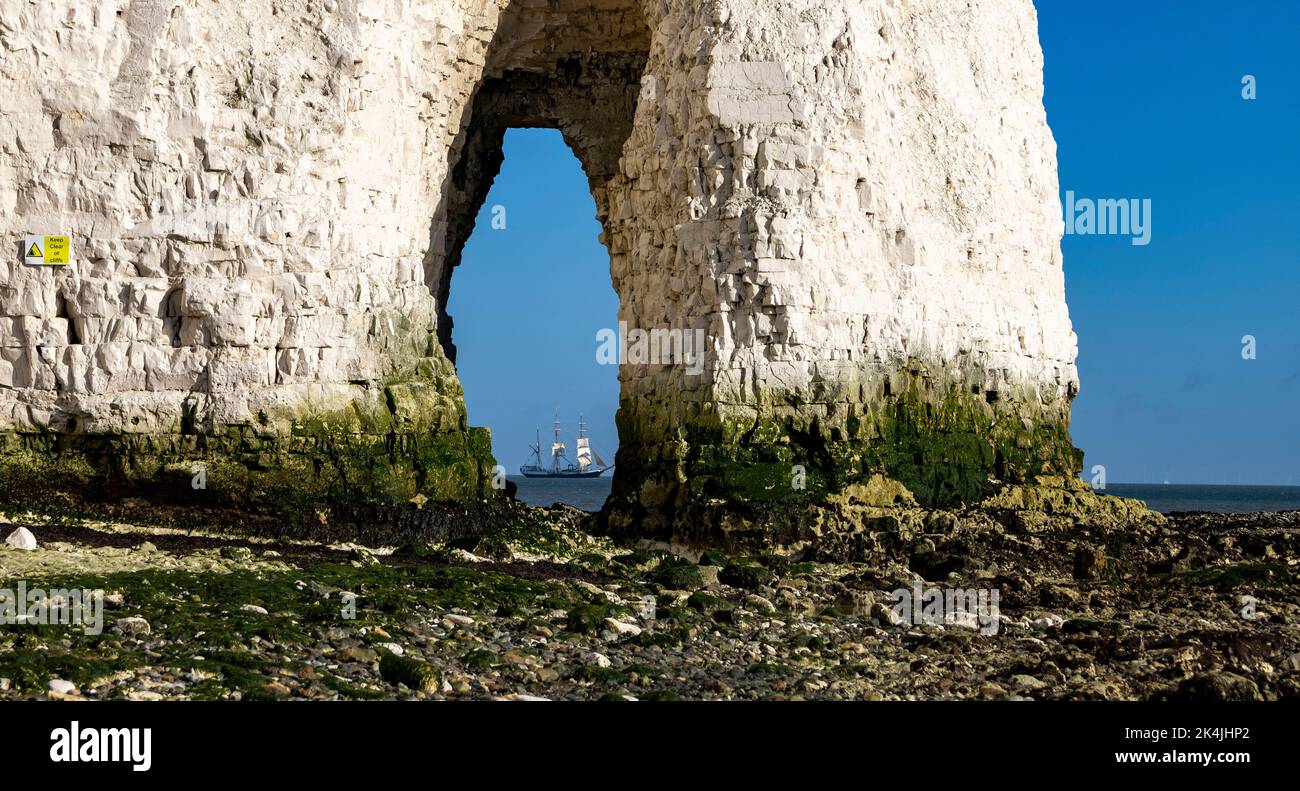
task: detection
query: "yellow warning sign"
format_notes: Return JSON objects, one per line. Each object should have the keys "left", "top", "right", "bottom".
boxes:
{"left": 44, "top": 236, "right": 70, "bottom": 265}
{"left": 21, "top": 234, "right": 71, "bottom": 266}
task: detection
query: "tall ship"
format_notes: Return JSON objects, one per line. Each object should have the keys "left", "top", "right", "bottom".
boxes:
{"left": 520, "top": 414, "right": 613, "bottom": 478}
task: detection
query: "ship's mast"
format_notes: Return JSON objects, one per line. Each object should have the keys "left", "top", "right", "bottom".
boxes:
{"left": 576, "top": 413, "right": 592, "bottom": 471}
{"left": 550, "top": 412, "right": 566, "bottom": 472}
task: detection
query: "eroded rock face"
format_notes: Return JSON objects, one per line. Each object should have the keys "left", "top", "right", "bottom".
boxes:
{"left": 0, "top": 0, "right": 1085, "bottom": 536}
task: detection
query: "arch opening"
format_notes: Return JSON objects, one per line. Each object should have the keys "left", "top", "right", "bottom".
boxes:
{"left": 423, "top": 0, "right": 651, "bottom": 509}
{"left": 446, "top": 127, "right": 620, "bottom": 508}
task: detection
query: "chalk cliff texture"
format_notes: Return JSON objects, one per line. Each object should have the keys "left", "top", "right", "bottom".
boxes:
{"left": 0, "top": 0, "right": 1087, "bottom": 536}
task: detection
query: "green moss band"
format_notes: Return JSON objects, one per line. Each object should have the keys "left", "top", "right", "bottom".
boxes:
{"left": 0, "top": 359, "right": 1086, "bottom": 541}
{"left": 0, "top": 360, "right": 498, "bottom": 523}
{"left": 603, "top": 364, "right": 1084, "bottom": 539}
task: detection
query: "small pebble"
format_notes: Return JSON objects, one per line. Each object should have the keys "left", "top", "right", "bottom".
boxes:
{"left": 47, "top": 679, "right": 77, "bottom": 696}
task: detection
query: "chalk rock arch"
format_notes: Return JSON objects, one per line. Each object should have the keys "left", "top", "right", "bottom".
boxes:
{"left": 0, "top": 0, "right": 1082, "bottom": 539}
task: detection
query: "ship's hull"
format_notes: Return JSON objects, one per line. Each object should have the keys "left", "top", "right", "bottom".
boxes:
{"left": 519, "top": 468, "right": 610, "bottom": 479}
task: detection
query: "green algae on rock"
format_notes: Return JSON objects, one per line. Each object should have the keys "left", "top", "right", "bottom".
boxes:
{"left": 598, "top": 362, "right": 1126, "bottom": 552}
{"left": 3, "top": 508, "right": 1297, "bottom": 702}
{"left": 0, "top": 354, "right": 498, "bottom": 530}
{"left": 379, "top": 653, "right": 441, "bottom": 693}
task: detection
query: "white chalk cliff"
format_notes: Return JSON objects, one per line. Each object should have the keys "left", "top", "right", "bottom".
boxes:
{"left": 0, "top": 0, "right": 1082, "bottom": 533}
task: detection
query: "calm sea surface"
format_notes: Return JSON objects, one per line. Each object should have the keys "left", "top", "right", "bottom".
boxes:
{"left": 511, "top": 476, "right": 1300, "bottom": 515}
{"left": 508, "top": 475, "right": 614, "bottom": 512}
{"left": 1100, "top": 483, "right": 1300, "bottom": 514}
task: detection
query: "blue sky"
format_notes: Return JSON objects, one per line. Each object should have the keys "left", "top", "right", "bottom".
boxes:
{"left": 449, "top": 1, "right": 1298, "bottom": 483}
{"left": 447, "top": 130, "right": 620, "bottom": 471}
{"left": 1041, "top": 0, "right": 1299, "bottom": 485}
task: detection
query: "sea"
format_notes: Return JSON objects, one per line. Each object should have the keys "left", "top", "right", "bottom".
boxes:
{"left": 1100, "top": 483, "right": 1300, "bottom": 514}
{"left": 510, "top": 475, "right": 1300, "bottom": 515}
{"left": 508, "top": 475, "right": 615, "bottom": 512}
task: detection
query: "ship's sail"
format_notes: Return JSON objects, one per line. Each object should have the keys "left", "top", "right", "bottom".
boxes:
{"left": 520, "top": 411, "right": 614, "bottom": 478}
{"left": 550, "top": 413, "right": 566, "bottom": 469}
